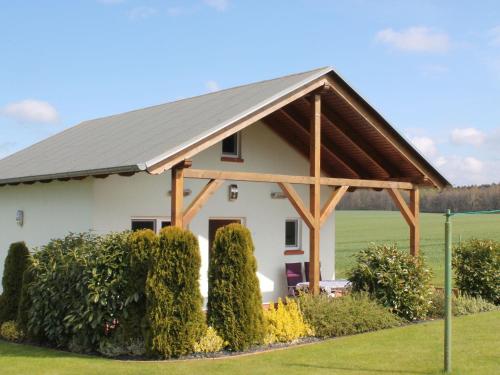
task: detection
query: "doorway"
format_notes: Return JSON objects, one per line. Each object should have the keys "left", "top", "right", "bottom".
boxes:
{"left": 208, "top": 218, "right": 242, "bottom": 251}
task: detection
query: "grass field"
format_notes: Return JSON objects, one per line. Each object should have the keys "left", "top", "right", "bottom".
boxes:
{"left": 335, "top": 210, "right": 500, "bottom": 285}
{"left": 0, "top": 311, "right": 498, "bottom": 375}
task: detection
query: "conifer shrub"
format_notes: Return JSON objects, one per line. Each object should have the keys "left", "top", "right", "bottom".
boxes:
{"left": 16, "top": 260, "right": 34, "bottom": 334}
{"left": 145, "top": 227, "right": 205, "bottom": 358}
{"left": 193, "top": 327, "right": 226, "bottom": 354}
{"left": 0, "top": 242, "right": 30, "bottom": 323}
{"left": 263, "top": 298, "right": 312, "bottom": 344}
{"left": 207, "top": 223, "right": 265, "bottom": 351}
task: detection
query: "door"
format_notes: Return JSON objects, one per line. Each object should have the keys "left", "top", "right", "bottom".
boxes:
{"left": 208, "top": 218, "right": 242, "bottom": 251}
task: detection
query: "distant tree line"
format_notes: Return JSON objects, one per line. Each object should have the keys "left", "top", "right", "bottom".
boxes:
{"left": 337, "top": 184, "right": 500, "bottom": 213}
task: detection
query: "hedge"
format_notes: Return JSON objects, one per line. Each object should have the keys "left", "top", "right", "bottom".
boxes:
{"left": 0, "top": 242, "right": 30, "bottom": 323}
{"left": 207, "top": 223, "right": 265, "bottom": 351}
{"left": 145, "top": 227, "right": 205, "bottom": 358}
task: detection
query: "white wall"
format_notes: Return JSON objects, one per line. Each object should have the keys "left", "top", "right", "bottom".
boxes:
{"left": 0, "top": 121, "right": 336, "bottom": 302}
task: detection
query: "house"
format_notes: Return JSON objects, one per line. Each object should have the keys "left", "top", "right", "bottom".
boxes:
{"left": 0, "top": 67, "right": 450, "bottom": 302}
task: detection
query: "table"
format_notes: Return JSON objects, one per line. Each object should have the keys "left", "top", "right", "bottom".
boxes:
{"left": 296, "top": 279, "right": 351, "bottom": 297}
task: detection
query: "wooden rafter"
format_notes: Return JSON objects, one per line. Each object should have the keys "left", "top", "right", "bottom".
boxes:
{"left": 183, "top": 179, "right": 224, "bottom": 225}
{"left": 277, "top": 182, "right": 314, "bottom": 229}
{"left": 321, "top": 176, "right": 413, "bottom": 190}
{"left": 320, "top": 185, "right": 349, "bottom": 226}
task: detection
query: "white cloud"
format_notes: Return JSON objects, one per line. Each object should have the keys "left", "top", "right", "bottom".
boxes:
{"left": 203, "top": 0, "right": 229, "bottom": 11}
{"left": 205, "top": 80, "right": 220, "bottom": 92}
{"left": 375, "top": 27, "right": 450, "bottom": 53}
{"left": 410, "top": 136, "right": 438, "bottom": 159}
{"left": 487, "top": 25, "right": 500, "bottom": 46}
{"left": 450, "top": 127, "right": 486, "bottom": 146}
{"left": 129, "top": 6, "right": 157, "bottom": 20}
{"left": 435, "top": 156, "right": 497, "bottom": 185}
{"left": 1, "top": 99, "right": 59, "bottom": 124}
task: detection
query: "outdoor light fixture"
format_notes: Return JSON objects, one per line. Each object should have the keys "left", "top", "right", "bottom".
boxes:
{"left": 228, "top": 184, "right": 238, "bottom": 201}
{"left": 16, "top": 210, "right": 24, "bottom": 226}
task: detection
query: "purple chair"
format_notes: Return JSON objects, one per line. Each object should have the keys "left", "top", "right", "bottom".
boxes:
{"left": 285, "top": 262, "right": 303, "bottom": 296}
{"left": 304, "top": 261, "right": 322, "bottom": 283}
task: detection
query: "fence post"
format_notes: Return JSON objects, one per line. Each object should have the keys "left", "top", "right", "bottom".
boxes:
{"left": 444, "top": 209, "right": 452, "bottom": 373}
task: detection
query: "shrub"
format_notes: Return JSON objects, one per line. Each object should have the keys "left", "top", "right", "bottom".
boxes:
{"left": 0, "top": 242, "right": 30, "bottom": 323}
{"left": 16, "top": 262, "right": 34, "bottom": 335}
{"left": 145, "top": 227, "right": 205, "bottom": 358}
{"left": 98, "top": 326, "right": 146, "bottom": 357}
{"left": 0, "top": 320, "right": 24, "bottom": 342}
{"left": 428, "top": 290, "right": 497, "bottom": 318}
{"left": 298, "top": 293, "right": 401, "bottom": 338}
{"left": 207, "top": 223, "right": 265, "bottom": 351}
{"left": 193, "top": 327, "right": 226, "bottom": 354}
{"left": 348, "top": 243, "right": 432, "bottom": 320}
{"left": 453, "top": 239, "right": 499, "bottom": 304}
{"left": 263, "top": 298, "right": 312, "bottom": 345}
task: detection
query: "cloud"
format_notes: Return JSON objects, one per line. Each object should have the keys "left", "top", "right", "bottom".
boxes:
{"left": 203, "top": 0, "right": 229, "bottom": 11}
{"left": 450, "top": 127, "right": 486, "bottom": 146}
{"left": 1, "top": 99, "right": 59, "bottom": 124}
{"left": 375, "top": 27, "right": 450, "bottom": 53}
{"left": 410, "top": 136, "right": 438, "bottom": 159}
{"left": 205, "top": 80, "right": 220, "bottom": 92}
{"left": 487, "top": 25, "right": 500, "bottom": 46}
{"left": 435, "top": 155, "right": 498, "bottom": 185}
{"left": 128, "top": 6, "right": 157, "bottom": 20}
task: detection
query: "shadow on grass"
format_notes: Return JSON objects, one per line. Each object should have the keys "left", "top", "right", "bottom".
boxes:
{"left": 289, "top": 363, "right": 431, "bottom": 375}
{"left": 0, "top": 340, "right": 103, "bottom": 361}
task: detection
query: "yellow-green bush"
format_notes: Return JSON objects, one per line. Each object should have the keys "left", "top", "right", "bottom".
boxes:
{"left": 263, "top": 298, "right": 312, "bottom": 345}
{"left": 0, "top": 320, "right": 24, "bottom": 342}
{"left": 193, "top": 327, "right": 226, "bottom": 354}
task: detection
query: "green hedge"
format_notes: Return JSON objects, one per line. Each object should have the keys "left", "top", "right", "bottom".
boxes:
{"left": 0, "top": 242, "right": 30, "bottom": 323}
{"left": 453, "top": 239, "right": 499, "bottom": 305}
{"left": 348, "top": 243, "right": 432, "bottom": 320}
{"left": 145, "top": 227, "right": 205, "bottom": 358}
{"left": 207, "top": 223, "right": 265, "bottom": 351}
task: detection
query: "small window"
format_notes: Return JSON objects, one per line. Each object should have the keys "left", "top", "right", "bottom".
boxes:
{"left": 161, "top": 221, "right": 171, "bottom": 228}
{"left": 131, "top": 219, "right": 156, "bottom": 232}
{"left": 222, "top": 133, "right": 240, "bottom": 157}
{"left": 285, "top": 219, "right": 301, "bottom": 249}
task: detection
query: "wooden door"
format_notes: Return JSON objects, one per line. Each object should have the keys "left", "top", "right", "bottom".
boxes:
{"left": 208, "top": 219, "right": 242, "bottom": 251}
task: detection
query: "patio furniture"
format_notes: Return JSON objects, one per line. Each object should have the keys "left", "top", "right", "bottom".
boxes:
{"left": 296, "top": 279, "right": 351, "bottom": 297}
{"left": 285, "top": 262, "right": 304, "bottom": 296}
{"left": 304, "top": 261, "right": 322, "bottom": 282}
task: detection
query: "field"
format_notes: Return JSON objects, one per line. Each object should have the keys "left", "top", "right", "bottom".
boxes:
{"left": 0, "top": 311, "right": 498, "bottom": 375}
{"left": 335, "top": 210, "right": 500, "bottom": 285}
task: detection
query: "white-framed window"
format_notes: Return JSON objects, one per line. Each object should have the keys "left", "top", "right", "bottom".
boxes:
{"left": 221, "top": 132, "right": 241, "bottom": 158}
{"left": 131, "top": 217, "right": 171, "bottom": 234}
{"left": 285, "top": 218, "right": 301, "bottom": 249}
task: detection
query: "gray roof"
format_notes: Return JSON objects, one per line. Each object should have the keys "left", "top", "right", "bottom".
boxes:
{"left": 0, "top": 67, "right": 331, "bottom": 184}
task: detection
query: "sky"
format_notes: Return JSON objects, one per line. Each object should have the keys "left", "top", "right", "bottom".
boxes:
{"left": 0, "top": 0, "right": 499, "bottom": 186}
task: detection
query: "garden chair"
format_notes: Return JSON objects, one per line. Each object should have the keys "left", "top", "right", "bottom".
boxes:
{"left": 285, "top": 262, "right": 303, "bottom": 296}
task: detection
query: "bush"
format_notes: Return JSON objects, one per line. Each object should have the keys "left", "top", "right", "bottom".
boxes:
{"left": 28, "top": 232, "right": 138, "bottom": 350}
{"left": 145, "top": 227, "right": 205, "bottom": 358}
{"left": 348, "top": 243, "right": 432, "bottom": 320}
{"left": 428, "top": 290, "right": 498, "bottom": 318}
{"left": 207, "top": 223, "right": 265, "bottom": 351}
{"left": 0, "top": 242, "right": 30, "bottom": 323}
{"left": 98, "top": 326, "right": 146, "bottom": 357}
{"left": 298, "top": 293, "right": 402, "bottom": 338}
{"left": 263, "top": 298, "right": 312, "bottom": 344}
{"left": 453, "top": 239, "right": 499, "bottom": 304}
{"left": 193, "top": 327, "right": 226, "bottom": 354}
{"left": 16, "top": 258, "right": 34, "bottom": 334}
{"left": 0, "top": 320, "right": 24, "bottom": 342}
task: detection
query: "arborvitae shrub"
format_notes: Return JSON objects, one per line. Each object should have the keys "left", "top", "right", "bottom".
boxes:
{"left": 16, "top": 259, "right": 34, "bottom": 334}
{"left": 453, "top": 239, "right": 499, "bottom": 305}
{"left": 122, "top": 229, "right": 157, "bottom": 340}
{"left": 0, "top": 242, "right": 30, "bottom": 323}
{"left": 145, "top": 227, "right": 205, "bottom": 358}
{"left": 207, "top": 223, "right": 265, "bottom": 351}
{"left": 348, "top": 243, "right": 432, "bottom": 320}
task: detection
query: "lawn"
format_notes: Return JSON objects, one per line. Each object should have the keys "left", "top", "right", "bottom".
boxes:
{"left": 335, "top": 210, "right": 500, "bottom": 285}
{"left": 0, "top": 311, "right": 498, "bottom": 374}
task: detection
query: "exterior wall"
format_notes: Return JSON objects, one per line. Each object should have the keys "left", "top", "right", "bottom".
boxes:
{"left": 0, "top": 121, "right": 336, "bottom": 302}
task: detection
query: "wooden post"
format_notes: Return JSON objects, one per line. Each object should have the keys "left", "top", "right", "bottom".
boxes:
{"left": 171, "top": 161, "right": 192, "bottom": 228}
{"left": 410, "top": 188, "right": 420, "bottom": 256}
{"left": 309, "top": 94, "right": 321, "bottom": 295}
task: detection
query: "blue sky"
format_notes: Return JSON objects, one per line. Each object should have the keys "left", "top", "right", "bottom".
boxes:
{"left": 0, "top": 0, "right": 499, "bottom": 185}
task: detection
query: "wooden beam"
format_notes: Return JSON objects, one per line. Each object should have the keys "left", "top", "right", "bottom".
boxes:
{"left": 321, "top": 177, "right": 414, "bottom": 190}
{"left": 148, "top": 78, "right": 330, "bottom": 174}
{"left": 387, "top": 188, "right": 415, "bottom": 227}
{"left": 185, "top": 168, "right": 315, "bottom": 185}
{"left": 309, "top": 93, "right": 321, "bottom": 296}
{"left": 183, "top": 179, "right": 224, "bottom": 225}
{"left": 277, "top": 182, "right": 314, "bottom": 229}
{"left": 410, "top": 188, "right": 420, "bottom": 256}
{"left": 171, "top": 165, "right": 185, "bottom": 227}
{"left": 320, "top": 185, "right": 349, "bottom": 226}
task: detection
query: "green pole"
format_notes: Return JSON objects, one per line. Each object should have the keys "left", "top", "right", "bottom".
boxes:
{"left": 444, "top": 209, "right": 452, "bottom": 373}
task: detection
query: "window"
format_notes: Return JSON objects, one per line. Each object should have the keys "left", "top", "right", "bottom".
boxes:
{"left": 222, "top": 132, "right": 240, "bottom": 157}
{"left": 285, "top": 219, "right": 301, "bottom": 249}
{"left": 131, "top": 217, "right": 170, "bottom": 233}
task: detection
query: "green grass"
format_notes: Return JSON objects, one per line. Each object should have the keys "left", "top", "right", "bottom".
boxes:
{"left": 335, "top": 210, "right": 500, "bottom": 285}
{"left": 0, "top": 311, "right": 498, "bottom": 374}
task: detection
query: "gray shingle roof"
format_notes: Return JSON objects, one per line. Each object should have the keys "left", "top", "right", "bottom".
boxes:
{"left": 0, "top": 67, "right": 331, "bottom": 184}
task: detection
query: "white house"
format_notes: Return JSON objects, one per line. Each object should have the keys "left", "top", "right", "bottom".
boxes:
{"left": 0, "top": 67, "right": 449, "bottom": 302}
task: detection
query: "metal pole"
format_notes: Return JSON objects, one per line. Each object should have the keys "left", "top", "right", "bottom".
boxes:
{"left": 444, "top": 209, "right": 452, "bottom": 373}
